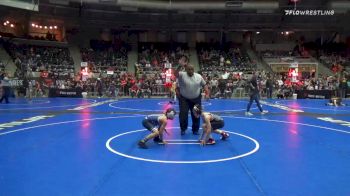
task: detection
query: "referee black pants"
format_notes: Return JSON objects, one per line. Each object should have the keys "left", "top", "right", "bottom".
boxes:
{"left": 247, "top": 93, "right": 263, "bottom": 112}
{"left": 0, "top": 86, "right": 10, "bottom": 104}
{"left": 178, "top": 94, "right": 201, "bottom": 133}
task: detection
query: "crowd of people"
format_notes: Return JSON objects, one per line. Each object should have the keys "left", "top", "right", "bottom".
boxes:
{"left": 0, "top": 39, "right": 349, "bottom": 102}
{"left": 1, "top": 67, "right": 349, "bottom": 102}
{"left": 319, "top": 53, "right": 348, "bottom": 74}
{"left": 197, "top": 43, "right": 256, "bottom": 78}
{"left": 81, "top": 40, "right": 129, "bottom": 74}
{"left": 4, "top": 42, "right": 74, "bottom": 79}
{"left": 136, "top": 43, "right": 189, "bottom": 79}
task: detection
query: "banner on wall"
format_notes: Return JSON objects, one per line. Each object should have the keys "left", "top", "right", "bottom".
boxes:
{"left": 9, "top": 79, "right": 23, "bottom": 87}
{"left": 9, "top": 79, "right": 36, "bottom": 87}
{"left": 81, "top": 62, "right": 88, "bottom": 67}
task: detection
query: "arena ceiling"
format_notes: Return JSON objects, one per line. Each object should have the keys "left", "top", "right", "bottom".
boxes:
{"left": 0, "top": 0, "right": 349, "bottom": 31}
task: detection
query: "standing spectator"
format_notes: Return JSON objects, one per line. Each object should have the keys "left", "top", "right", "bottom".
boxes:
{"left": 121, "top": 79, "right": 127, "bottom": 96}
{"left": 141, "top": 80, "right": 152, "bottom": 98}
{"left": 245, "top": 73, "right": 268, "bottom": 116}
{"left": 209, "top": 76, "right": 218, "bottom": 97}
{"left": 95, "top": 78, "right": 103, "bottom": 98}
{"left": 266, "top": 76, "right": 274, "bottom": 99}
{"left": 109, "top": 81, "right": 116, "bottom": 98}
{"left": 23, "top": 77, "right": 32, "bottom": 101}
{"left": 217, "top": 76, "right": 226, "bottom": 98}
{"left": 339, "top": 77, "right": 348, "bottom": 98}
{"left": 35, "top": 81, "right": 43, "bottom": 97}
{"left": 115, "top": 79, "right": 121, "bottom": 99}
{"left": 176, "top": 63, "right": 209, "bottom": 135}
{"left": 0, "top": 73, "right": 10, "bottom": 104}
{"left": 169, "top": 80, "right": 177, "bottom": 103}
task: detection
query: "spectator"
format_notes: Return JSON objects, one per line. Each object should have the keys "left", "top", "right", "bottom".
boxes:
{"left": 339, "top": 77, "right": 348, "bottom": 98}
{"left": 0, "top": 73, "right": 11, "bottom": 104}
{"left": 266, "top": 76, "right": 274, "bottom": 99}
{"left": 95, "top": 78, "right": 103, "bottom": 98}
{"left": 245, "top": 73, "right": 268, "bottom": 116}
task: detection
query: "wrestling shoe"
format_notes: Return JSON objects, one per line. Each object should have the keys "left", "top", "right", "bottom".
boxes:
{"left": 221, "top": 132, "right": 230, "bottom": 140}
{"left": 206, "top": 138, "right": 216, "bottom": 145}
{"left": 138, "top": 140, "right": 148, "bottom": 149}
{"left": 261, "top": 110, "right": 269, "bottom": 114}
{"left": 245, "top": 112, "right": 253, "bottom": 116}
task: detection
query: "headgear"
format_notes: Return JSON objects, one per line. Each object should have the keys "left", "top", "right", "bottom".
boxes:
{"left": 165, "top": 108, "right": 176, "bottom": 119}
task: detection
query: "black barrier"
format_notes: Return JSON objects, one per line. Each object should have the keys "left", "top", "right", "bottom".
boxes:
{"left": 49, "top": 88, "right": 82, "bottom": 98}
{"left": 295, "top": 90, "right": 335, "bottom": 99}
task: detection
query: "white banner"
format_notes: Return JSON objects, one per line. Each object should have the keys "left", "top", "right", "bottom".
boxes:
{"left": 81, "top": 62, "right": 88, "bottom": 67}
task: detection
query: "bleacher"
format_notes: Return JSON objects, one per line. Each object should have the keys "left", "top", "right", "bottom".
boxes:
{"left": 81, "top": 40, "right": 129, "bottom": 74}
{"left": 136, "top": 42, "right": 189, "bottom": 78}
{"left": 5, "top": 42, "right": 74, "bottom": 78}
{"left": 197, "top": 42, "right": 255, "bottom": 77}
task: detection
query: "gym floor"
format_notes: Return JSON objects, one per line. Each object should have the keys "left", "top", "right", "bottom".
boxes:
{"left": 0, "top": 98, "right": 349, "bottom": 196}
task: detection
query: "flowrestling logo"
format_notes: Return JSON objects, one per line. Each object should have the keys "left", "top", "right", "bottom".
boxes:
{"left": 284, "top": 0, "right": 335, "bottom": 16}
{"left": 260, "top": 101, "right": 304, "bottom": 113}
{"left": 284, "top": 9, "right": 335, "bottom": 16}
{"left": 68, "top": 99, "right": 115, "bottom": 110}
{"left": 0, "top": 115, "right": 55, "bottom": 130}
{"left": 317, "top": 117, "right": 350, "bottom": 128}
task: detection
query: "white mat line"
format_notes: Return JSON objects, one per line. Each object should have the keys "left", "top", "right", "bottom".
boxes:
{"left": 165, "top": 139, "right": 199, "bottom": 142}
{"left": 163, "top": 143, "right": 200, "bottom": 145}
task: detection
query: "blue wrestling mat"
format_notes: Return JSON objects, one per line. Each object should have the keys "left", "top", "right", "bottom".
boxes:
{"left": 0, "top": 98, "right": 349, "bottom": 195}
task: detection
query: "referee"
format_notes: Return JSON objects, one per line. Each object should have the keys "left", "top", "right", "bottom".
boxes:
{"left": 176, "top": 59, "right": 209, "bottom": 135}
